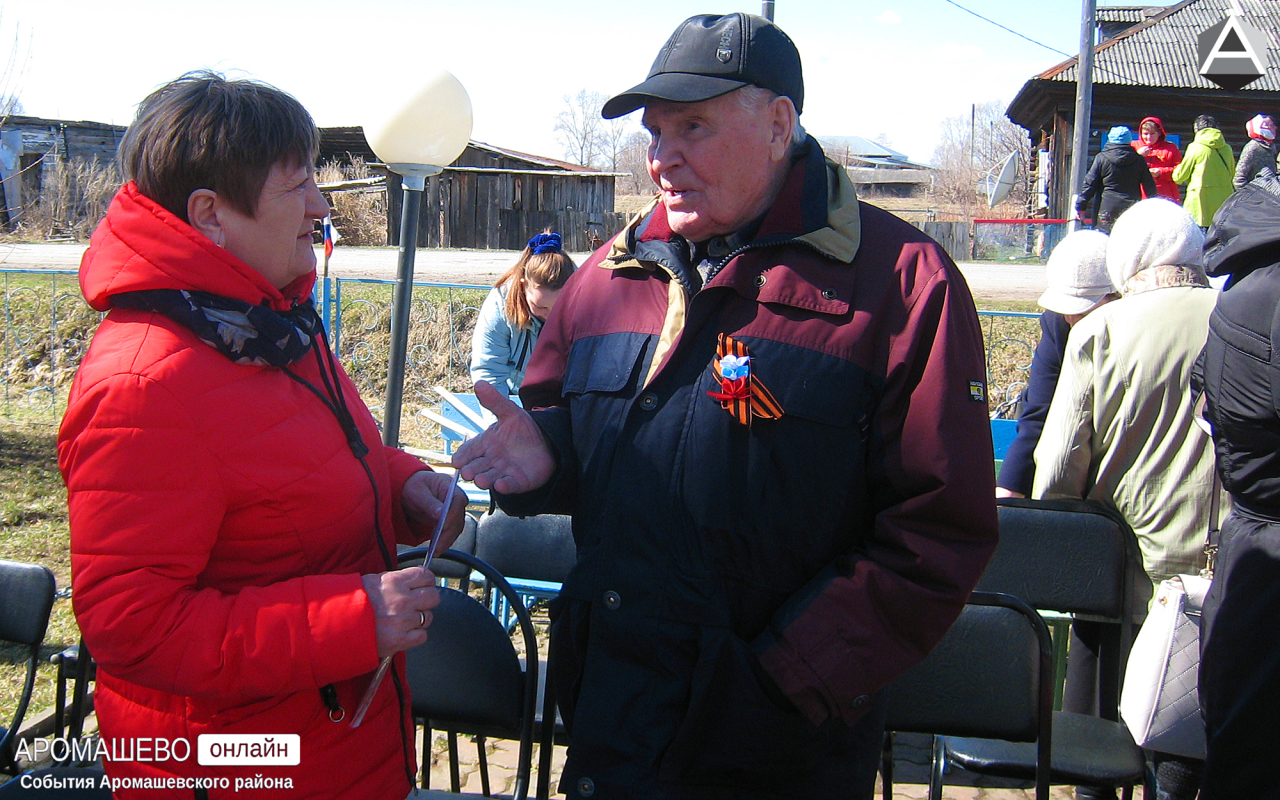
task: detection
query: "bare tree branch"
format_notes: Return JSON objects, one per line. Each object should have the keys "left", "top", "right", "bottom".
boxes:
{"left": 554, "top": 89, "right": 606, "bottom": 168}
{"left": 930, "top": 100, "right": 1034, "bottom": 217}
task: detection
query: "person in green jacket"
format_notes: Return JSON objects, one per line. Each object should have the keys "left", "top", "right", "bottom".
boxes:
{"left": 1172, "top": 115, "right": 1235, "bottom": 229}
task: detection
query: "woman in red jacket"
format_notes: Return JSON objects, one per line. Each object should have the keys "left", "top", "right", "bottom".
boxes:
{"left": 1134, "top": 116, "right": 1183, "bottom": 202}
{"left": 57, "top": 72, "right": 466, "bottom": 799}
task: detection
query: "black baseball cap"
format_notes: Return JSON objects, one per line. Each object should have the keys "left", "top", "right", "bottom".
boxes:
{"left": 601, "top": 13, "right": 804, "bottom": 120}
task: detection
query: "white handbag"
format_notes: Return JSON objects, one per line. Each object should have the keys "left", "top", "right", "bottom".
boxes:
{"left": 1119, "top": 573, "right": 1210, "bottom": 759}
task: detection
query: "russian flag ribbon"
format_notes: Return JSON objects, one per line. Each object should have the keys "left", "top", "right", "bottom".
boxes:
{"left": 707, "top": 333, "right": 784, "bottom": 426}
{"left": 322, "top": 216, "right": 341, "bottom": 261}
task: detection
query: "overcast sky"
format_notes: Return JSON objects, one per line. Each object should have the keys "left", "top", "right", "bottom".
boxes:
{"left": 6, "top": 0, "right": 1181, "bottom": 166}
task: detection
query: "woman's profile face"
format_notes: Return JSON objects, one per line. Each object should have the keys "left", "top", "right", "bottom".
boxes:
{"left": 524, "top": 280, "right": 561, "bottom": 321}
{"left": 219, "top": 161, "right": 329, "bottom": 290}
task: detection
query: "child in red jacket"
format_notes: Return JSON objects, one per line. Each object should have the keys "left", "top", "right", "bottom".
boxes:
{"left": 1134, "top": 116, "right": 1183, "bottom": 202}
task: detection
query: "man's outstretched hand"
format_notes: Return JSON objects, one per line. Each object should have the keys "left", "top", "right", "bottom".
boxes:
{"left": 452, "top": 381, "right": 556, "bottom": 495}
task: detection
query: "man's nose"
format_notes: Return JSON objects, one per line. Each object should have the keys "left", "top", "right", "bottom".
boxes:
{"left": 648, "top": 137, "right": 682, "bottom": 175}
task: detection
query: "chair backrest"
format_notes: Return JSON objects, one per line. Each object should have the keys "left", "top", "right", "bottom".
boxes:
{"left": 0, "top": 560, "right": 55, "bottom": 647}
{"left": 886, "top": 592, "right": 1052, "bottom": 743}
{"left": 886, "top": 592, "right": 1055, "bottom": 798}
{"left": 475, "top": 509, "right": 576, "bottom": 584}
{"left": 396, "top": 548, "right": 538, "bottom": 800}
{"left": 981, "top": 499, "right": 1140, "bottom": 619}
{"left": 0, "top": 560, "right": 56, "bottom": 771}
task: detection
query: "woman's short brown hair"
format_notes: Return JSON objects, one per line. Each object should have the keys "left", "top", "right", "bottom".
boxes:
{"left": 118, "top": 70, "right": 319, "bottom": 222}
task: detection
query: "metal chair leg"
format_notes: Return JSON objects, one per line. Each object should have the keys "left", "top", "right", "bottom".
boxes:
{"left": 880, "top": 732, "right": 894, "bottom": 800}
{"left": 448, "top": 730, "right": 461, "bottom": 793}
{"left": 477, "top": 735, "right": 490, "bottom": 797}
{"left": 929, "top": 735, "right": 945, "bottom": 800}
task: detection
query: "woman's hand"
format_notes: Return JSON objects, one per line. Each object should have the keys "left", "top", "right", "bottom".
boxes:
{"left": 453, "top": 380, "right": 556, "bottom": 494}
{"left": 402, "top": 470, "right": 468, "bottom": 551}
{"left": 362, "top": 567, "right": 440, "bottom": 659}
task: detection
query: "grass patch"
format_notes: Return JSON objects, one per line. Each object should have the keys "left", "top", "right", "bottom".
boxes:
{"left": 0, "top": 423, "right": 77, "bottom": 723}
{"left": 331, "top": 282, "right": 486, "bottom": 451}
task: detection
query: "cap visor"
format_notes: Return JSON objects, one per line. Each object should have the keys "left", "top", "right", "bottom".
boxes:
{"left": 1037, "top": 290, "right": 1107, "bottom": 316}
{"left": 602, "top": 73, "right": 748, "bottom": 119}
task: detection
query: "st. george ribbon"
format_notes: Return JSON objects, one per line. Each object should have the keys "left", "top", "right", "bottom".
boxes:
{"left": 349, "top": 470, "right": 462, "bottom": 728}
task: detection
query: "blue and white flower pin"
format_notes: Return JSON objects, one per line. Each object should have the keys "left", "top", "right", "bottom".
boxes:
{"left": 720, "top": 354, "right": 750, "bottom": 381}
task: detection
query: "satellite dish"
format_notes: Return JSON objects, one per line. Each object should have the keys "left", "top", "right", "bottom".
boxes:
{"left": 985, "top": 151, "right": 1019, "bottom": 209}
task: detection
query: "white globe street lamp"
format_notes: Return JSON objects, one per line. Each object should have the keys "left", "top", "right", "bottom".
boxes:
{"left": 364, "top": 69, "right": 473, "bottom": 446}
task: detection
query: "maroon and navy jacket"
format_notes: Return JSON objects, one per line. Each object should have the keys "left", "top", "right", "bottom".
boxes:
{"left": 502, "top": 140, "right": 998, "bottom": 798}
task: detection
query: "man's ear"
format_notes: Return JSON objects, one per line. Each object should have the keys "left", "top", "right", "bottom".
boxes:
{"left": 767, "top": 96, "right": 798, "bottom": 162}
{"left": 187, "top": 188, "right": 224, "bottom": 247}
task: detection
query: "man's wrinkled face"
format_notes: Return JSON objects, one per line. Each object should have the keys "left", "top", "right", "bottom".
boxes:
{"left": 642, "top": 91, "right": 788, "bottom": 243}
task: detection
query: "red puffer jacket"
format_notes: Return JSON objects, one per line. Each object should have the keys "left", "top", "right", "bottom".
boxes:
{"left": 58, "top": 183, "right": 428, "bottom": 799}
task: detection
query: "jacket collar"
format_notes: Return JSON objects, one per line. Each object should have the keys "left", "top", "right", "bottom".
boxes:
{"left": 80, "top": 182, "right": 314, "bottom": 313}
{"left": 602, "top": 138, "right": 861, "bottom": 312}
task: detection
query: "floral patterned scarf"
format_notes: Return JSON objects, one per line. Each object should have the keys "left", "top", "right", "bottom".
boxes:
{"left": 113, "top": 289, "right": 322, "bottom": 367}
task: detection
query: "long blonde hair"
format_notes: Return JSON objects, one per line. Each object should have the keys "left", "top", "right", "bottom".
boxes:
{"left": 496, "top": 230, "right": 576, "bottom": 330}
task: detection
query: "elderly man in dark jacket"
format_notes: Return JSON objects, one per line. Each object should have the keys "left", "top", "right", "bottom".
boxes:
{"left": 1077, "top": 126, "right": 1159, "bottom": 233}
{"left": 455, "top": 13, "right": 998, "bottom": 800}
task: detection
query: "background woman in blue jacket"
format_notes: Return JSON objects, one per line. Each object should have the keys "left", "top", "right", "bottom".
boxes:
{"left": 469, "top": 231, "right": 575, "bottom": 395}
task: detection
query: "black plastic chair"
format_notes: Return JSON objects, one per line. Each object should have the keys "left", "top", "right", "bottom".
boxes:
{"left": 943, "top": 499, "right": 1146, "bottom": 797}
{"left": 0, "top": 560, "right": 56, "bottom": 775}
{"left": 398, "top": 547, "right": 539, "bottom": 799}
{"left": 883, "top": 591, "right": 1055, "bottom": 800}
{"left": 472, "top": 510, "right": 576, "bottom": 800}
{"left": 474, "top": 509, "right": 575, "bottom": 628}
{"left": 49, "top": 640, "right": 95, "bottom": 760}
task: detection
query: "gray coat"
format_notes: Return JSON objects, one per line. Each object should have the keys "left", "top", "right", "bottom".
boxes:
{"left": 1234, "top": 137, "right": 1278, "bottom": 190}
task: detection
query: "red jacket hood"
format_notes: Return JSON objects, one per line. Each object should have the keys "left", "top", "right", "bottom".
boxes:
{"left": 1138, "top": 116, "right": 1167, "bottom": 143}
{"left": 79, "top": 182, "right": 315, "bottom": 313}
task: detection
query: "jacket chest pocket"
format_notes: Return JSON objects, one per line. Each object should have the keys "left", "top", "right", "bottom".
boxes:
{"left": 561, "top": 332, "right": 655, "bottom": 503}
{"left": 683, "top": 343, "right": 878, "bottom": 583}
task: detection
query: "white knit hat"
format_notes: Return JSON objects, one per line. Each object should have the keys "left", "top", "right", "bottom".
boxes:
{"left": 1037, "top": 230, "right": 1113, "bottom": 315}
{"left": 1106, "top": 198, "right": 1204, "bottom": 291}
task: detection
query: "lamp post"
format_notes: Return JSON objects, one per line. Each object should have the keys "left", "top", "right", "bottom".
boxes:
{"left": 1067, "top": 0, "right": 1096, "bottom": 233}
{"left": 364, "top": 70, "right": 473, "bottom": 447}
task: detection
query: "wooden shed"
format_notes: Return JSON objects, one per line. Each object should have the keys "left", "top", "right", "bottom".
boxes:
{"left": 0, "top": 116, "right": 126, "bottom": 228}
{"left": 1006, "top": 0, "right": 1280, "bottom": 219}
{"left": 318, "top": 128, "right": 629, "bottom": 251}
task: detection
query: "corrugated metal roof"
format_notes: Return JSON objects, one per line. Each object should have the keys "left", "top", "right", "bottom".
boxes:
{"left": 1041, "top": 0, "right": 1280, "bottom": 91}
{"left": 1097, "top": 6, "right": 1165, "bottom": 24}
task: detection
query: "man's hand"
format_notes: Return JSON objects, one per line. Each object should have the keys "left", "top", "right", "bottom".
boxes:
{"left": 452, "top": 381, "right": 555, "bottom": 494}
{"left": 402, "top": 470, "right": 468, "bottom": 550}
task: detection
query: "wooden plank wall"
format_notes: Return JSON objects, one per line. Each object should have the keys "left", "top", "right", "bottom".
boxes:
{"left": 913, "top": 221, "right": 969, "bottom": 263}
{"left": 389, "top": 170, "right": 625, "bottom": 251}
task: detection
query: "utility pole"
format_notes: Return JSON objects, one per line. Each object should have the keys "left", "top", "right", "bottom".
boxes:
{"left": 1068, "top": 0, "right": 1096, "bottom": 232}
{"left": 762, "top": 1, "right": 774, "bottom": 21}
